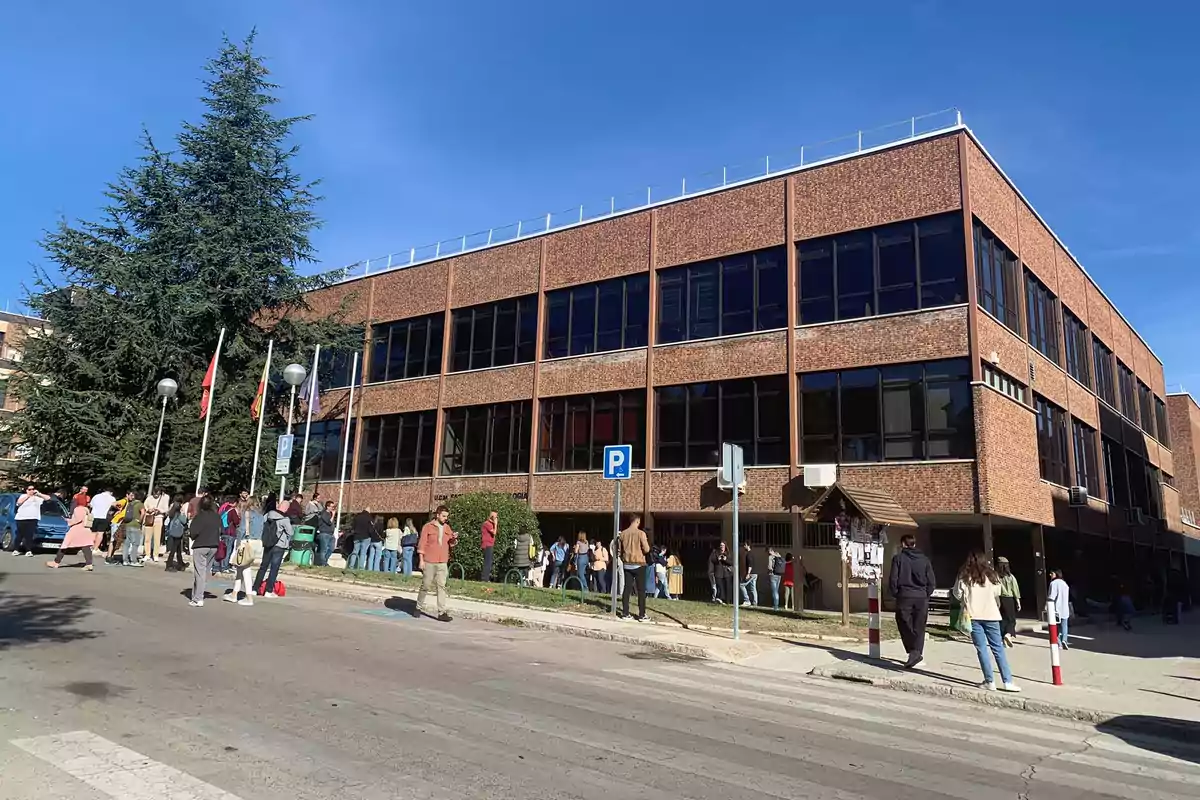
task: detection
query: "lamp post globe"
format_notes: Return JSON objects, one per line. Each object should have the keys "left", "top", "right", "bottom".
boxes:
{"left": 283, "top": 363, "right": 307, "bottom": 387}
{"left": 156, "top": 377, "right": 178, "bottom": 399}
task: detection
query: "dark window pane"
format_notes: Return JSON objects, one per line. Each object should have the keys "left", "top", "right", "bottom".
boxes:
{"left": 359, "top": 417, "right": 382, "bottom": 478}
{"left": 882, "top": 363, "right": 923, "bottom": 460}
{"left": 722, "top": 380, "right": 755, "bottom": 450}
{"left": 451, "top": 313, "right": 472, "bottom": 372}
{"left": 754, "top": 377, "right": 788, "bottom": 465}
{"left": 406, "top": 319, "right": 429, "bottom": 379}
{"left": 538, "top": 399, "right": 565, "bottom": 471}
{"left": 687, "top": 383, "right": 719, "bottom": 466}
{"left": 463, "top": 408, "right": 487, "bottom": 474}
{"left": 877, "top": 225, "right": 917, "bottom": 315}
{"left": 624, "top": 274, "right": 649, "bottom": 348}
{"left": 799, "top": 240, "right": 834, "bottom": 324}
{"left": 658, "top": 271, "right": 685, "bottom": 344}
{"left": 385, "top": 324, "right": 407, "bottom": 381}
{"left": 590, "top": 397, "right": 618, "bottom": 467}
{"left": 377, "top": 416, "right": 400, "bottom": 477}
{"left": 441, "top": 411, "right": 465, "bottom": 474}
{"left": 546, "top": 292, "right": 569, "bottom": 359}
{"left": 416, "top": 412, "right": 436, "bottom": 476}
{"left": 470, "top": 308, "right": 494, "bottom": 370}
{"left": 492, "top": 300, "right": 517, "bottom": 367}
{"left": 720, "top": 256, "right": 754, "bottom": 336}
{"left": 487, "top": 405, "right": 511, "bottom": 473}
{"left": 688, "top": 263, "right": 719, "bottom": 340}
{"left": 570, "top": 287, "right": 596, "bottom": 356}
{"left": 801, "top": 371, "right": 837, "bottom": 462}
{"left": 836, "top": 232, "right": 873, "bottom": 320}
{"left": 755, "top": 248, "right": 787, "bottom": 331}
{"left": 517, "top": 298, "right": 537, "bottom": 364}
{"left": 656, "top": 386, "right": 686, "bottom": 467}
{"left": 397, "top": 414, "right": 418, "bottom": 477}
{"left": 596, "top": 280, "right": 624, "bottom": 352}
{"left": 565, "top": 398, "right": 590, "bottom": 471}
{"left": 840, "top": 368, "right": 881, "bottom": 462}
{"left": 918, "top": 215, "right": 965, "bottom": 307}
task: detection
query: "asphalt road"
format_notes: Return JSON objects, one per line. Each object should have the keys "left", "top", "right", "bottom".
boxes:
{"left": 1, "top": 553, "right": 1198, "bottom": 800}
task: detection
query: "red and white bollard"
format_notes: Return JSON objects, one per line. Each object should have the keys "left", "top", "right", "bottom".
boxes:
{"left": 1046, "top": 600, "right": 1064, "bottom": 686}
{"left": 867, "top": 581, "right": 881, "bottom": 659}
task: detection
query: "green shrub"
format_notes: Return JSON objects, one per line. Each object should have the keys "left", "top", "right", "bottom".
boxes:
{"left": 446, "top": 492, "right": 540, "bottom": 580}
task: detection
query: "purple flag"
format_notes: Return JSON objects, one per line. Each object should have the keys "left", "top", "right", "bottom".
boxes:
{"left": 300, "top": 371, "right": 321, "bottom": 418}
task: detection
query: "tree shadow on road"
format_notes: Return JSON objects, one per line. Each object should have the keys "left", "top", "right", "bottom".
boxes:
{"left": 1096, "top": 716, "right": 1200, "bottom": 764}
{"left": 0, "top": 572, "right": 99, "bottom": 650}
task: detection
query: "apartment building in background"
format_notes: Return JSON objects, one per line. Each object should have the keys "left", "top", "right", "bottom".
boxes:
{"left": 297, "top": 119, "right": 1193, "bottom": 610}
{"left": 0, "top": 309, "right": 41, "bottom": 473}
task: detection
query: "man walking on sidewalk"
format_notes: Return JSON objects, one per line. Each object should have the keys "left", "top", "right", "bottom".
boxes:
{"left": 416, "top": 505, "right": 457, "bottom": 622}
{"left": 480, "top": 510, "right": 497, "bottom": 582}
{"left": 618, "top": 514, "right": 651, "bottom": 622}
{"left": 888, "top": 533, "right": 937, "bottom": 669}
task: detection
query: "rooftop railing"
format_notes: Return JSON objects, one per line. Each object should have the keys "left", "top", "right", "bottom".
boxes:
{"left": 333, "top": 107, "right": 963, "bottom": 283}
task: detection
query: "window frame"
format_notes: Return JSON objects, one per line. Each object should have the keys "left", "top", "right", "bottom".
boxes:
{"left": 1137, "top": 381, "right": 1155, "bottom": 438}
{"left": 982, "top": 363, "right": 1026, "bottom": 403}
{"left": 1116, "top": 361, "right": 1138, "bottom": 425}
{"left": 357, "top": 410, "right": 436, "bottom": 480}
{"left": 1093, "top": 339, "right": 1117, "bottom": 408}
{"left": 449, "top": 295, "right": 538, "bottom": 373}
{"left": 543, "top": 274, "right": 650, "bottom": 360}
{"left": 796, "top": 212, "right": 967, "bottom": 325}
{"left": 1062, "top": 309, "right": 1091, "bottom": 388}
{"left": 367, "top": 314, "right": 444, "bottom": 384}
{"left": 1155, "top": 397, "right": 1171, "bottom": 448}
{"left": 1034, "top": 394, "right": 1070, "bottom": 487}
{"left": 973, "top": 221, "right": 1021, "bottom": 333}
{"left": 440, "top": 401, "right": 532, "bottom": 476}
{"left": 653, "top": 375, "right": 789, "bottom": 468}
{"left": 537, "top": 390, "right": 646, "bottom": 472}
{"left": 1072, "top": 418, "right": 1100, "bottom": 497}
{"left": 656, "top": 247, "right": 788, "bottom": 345}
{"left": 1024, "top": 269, "right": 1060, "bottom": 364}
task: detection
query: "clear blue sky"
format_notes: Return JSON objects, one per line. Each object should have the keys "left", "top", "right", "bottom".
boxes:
{"left": 2, "top": 1, "right": 1197, "bottom": 387}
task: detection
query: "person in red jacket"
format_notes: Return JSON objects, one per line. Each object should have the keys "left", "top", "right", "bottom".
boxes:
{"left": 480, "top": 510, "right": 497, "bottom": 582}
{"left": 415, "top": 506, "right": 457, "bottom": 622}
{"left": 782, "top": 553, "right": 797, "bottom": 611}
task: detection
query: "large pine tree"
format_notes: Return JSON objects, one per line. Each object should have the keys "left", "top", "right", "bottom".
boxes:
{"left": 10, "top": 33, "right": 358, "bottom": 495}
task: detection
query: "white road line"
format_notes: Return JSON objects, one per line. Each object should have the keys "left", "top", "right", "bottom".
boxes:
{"left": 10, "top": 731, "right": 242, "bottom": 800}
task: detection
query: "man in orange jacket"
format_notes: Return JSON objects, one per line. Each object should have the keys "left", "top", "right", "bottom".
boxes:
{"left": 416, "top": 505, "right": 457, "bottom": 622}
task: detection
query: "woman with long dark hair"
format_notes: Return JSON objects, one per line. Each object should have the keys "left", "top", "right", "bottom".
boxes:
{"left": 188, "top": 495, "right": 221, "bottom": 607}
{"left": 996, "top": 556, "right": 1021, "bottom": 646}
{"left": 953, "top": 552, "right": 1020, "bottom": 692}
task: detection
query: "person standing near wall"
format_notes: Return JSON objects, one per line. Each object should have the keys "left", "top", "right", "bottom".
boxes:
{"left": 480, "top": 510, "right": 497, "bottom": 582}
{"left": 618, "top": 514, "right": 650, "bottom": 622}
{"left": 415, "top": 505, "right": 456, "bottom": 622}
{"left": 767, "top": 547, "right": 785, "bottom": 610}
{"left": 740, "top": 542, "right": 759, "bottom": 607}
{"left": 888, "top": 534, "right": 937, "bottom": 669}
{"left": 315, "top": 501, "right": 336, "bottom": 567}
{"left": 1048, "top": 570, "right": 1072, "bottom": 649}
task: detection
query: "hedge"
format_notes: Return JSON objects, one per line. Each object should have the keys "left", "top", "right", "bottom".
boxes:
{"left": 446, "top": 492, "right": 541, "bottom": 580}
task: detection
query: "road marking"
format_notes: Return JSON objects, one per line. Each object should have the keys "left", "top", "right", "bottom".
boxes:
{"left": 10, "top": 731, "right": 242, "bottom": 800}
{"left": 357, "top": 608, "right": 415, "bottom": 619}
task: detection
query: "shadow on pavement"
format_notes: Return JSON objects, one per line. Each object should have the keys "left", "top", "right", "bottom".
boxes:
{"left": 778, "top": 636, "right": 981, "bottom": 688}
{"left": 0, "top": 572, "right": 99, "bottom": 650}
{"left": 1096, "top": 716, "right": 1200, "bottom": 763}
{"left": 384, "top": 596, "right": 420, "bottom": 616}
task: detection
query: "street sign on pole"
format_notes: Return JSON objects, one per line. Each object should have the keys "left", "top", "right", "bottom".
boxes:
{"left": 721, "top": 443, "right": 745, "bottom": 640}
{"left": 603, "top": 445, "right": 633, "bottom": 616}
{"left": 275, "top": 434, "right": 294, "bottom": 476}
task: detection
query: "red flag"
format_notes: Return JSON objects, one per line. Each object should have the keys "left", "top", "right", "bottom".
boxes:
{"left": 250, "top": 358, "right": 269, "bottom": 421}
{"left": 199, "top": 349, "right": 218, "bottom": 419}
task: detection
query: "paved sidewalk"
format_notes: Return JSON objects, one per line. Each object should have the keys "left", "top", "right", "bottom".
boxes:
{"left": 806, "top": 612, "right": 1200, "bottom": 726}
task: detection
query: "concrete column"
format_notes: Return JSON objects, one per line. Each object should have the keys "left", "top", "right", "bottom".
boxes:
{"left": 1033, "top": 523, "right": 1048, "bottom": 623}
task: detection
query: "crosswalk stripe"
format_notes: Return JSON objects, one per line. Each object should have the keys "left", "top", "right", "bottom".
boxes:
{"left": 10, "top": 731, "right": 241, "bottom": 800}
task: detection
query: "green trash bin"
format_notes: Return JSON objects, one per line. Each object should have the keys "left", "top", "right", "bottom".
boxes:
{"left": 289, "top": 525, "right": 316, "bottom": 566}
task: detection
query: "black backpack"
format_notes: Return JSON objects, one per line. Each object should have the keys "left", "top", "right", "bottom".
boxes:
{"left": 772, "top": 555, "right": 786, "bottom": 576}
{"left": 262, "top": 515, "right": 279, "bottom": 550}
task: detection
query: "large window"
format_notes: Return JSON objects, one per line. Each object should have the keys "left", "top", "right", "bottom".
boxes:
{"left": 796, "top": 213, "right": 966, "bottom": 325}
{"left": 655, "top": 375, "right": 788, "bottom": 468}
{"left": 1137, "top": 381, "right": 1155, "bottom": 438}
{"left": 800, "top": 359, "right": 973, "bottom": 463}
{"left": 1062, "top": 310, "right": 1091, "bottom": 388}
{"left": 1103, "top": 436, "right": 1129, "bottom": 507}
{"left": 983, "top": 363, "right": 1026, "bottom": 403}
{"left": 658, "top": 247, "right": 787, "bottom": 344}
{"left": 1034, "top": 395, "right": 1070, "bottom": 486}
{"left": 1155, "top": 397, "right": 1171, "bottom": 448}
{"left": 292, "top": 419, "right": 357, "bottom": 481}
{"left": 1072, "top": 419, "right": 1099, "bottom": 496}
{"left": 368, "top": 314, "right": 443, "bottom": 383}
{"left": 974, "top": 221, "right": 1020, "bottom": 333}
{"left": 450, "top": 296, "right": 537, "bottom": 372}
{"left": 357, "top": 410, "right": 436, "bottom": 479}
{"left": 1117, "top": 361, "right": 1138, "bottom": 425}
{"left": 1093, "top": 340, "right": 1116, "bottom": 407}
{"left": 538, "top": 391, "right": 645, "bottom": 472}
{"left": 545, "top": 274, "right": 649, "bottom": 359}
{"left": 1024, "top": 271, "right": 1060, "bottom": 364}
{"left": 322, "top": 327, "right": 365, "bottom": 388}
{"left": 441, "top": 401, "right": 532, "bottom": 475}
{"left": 1126, "top": 453, "right": 1162, "bottom": 519}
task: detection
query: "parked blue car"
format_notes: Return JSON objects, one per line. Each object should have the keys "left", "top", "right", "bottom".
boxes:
{"left": 0, "top": 493, "right": 70, "bottom": 552}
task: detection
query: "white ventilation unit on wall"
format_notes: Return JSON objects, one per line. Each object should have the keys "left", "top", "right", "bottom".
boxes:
{"left": 1068, "top": 486, "right": 1089, "bottom": 507}
{"left": 803, "top": 463, "right": 837, "bottom": 488}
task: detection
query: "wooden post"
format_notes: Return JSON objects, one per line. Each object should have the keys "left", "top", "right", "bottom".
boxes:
{"left": 841, "top": 556, "right": 850, "bottom": 626}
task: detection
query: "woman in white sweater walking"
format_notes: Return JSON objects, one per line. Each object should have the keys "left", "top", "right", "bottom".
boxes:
{"left": 954, "top": 552, "right": 1021, "bottom": 693}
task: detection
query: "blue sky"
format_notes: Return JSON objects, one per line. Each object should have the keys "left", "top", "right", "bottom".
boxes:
{"left": 2, "top": 1, "right": 1197, "bottom": 386}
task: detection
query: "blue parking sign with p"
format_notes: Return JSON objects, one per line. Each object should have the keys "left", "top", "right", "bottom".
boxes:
{"left": 602, "top": 444, "right": 633, "bottom": 480}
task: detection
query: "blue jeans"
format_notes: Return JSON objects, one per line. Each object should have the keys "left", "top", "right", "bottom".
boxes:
{"left": 315, "top": 533, "right": 334, "bottom": 566}
{"left": 367, "top": 541, "right": 382, "bottom": 571}
{"left": 741, "top": 575, "right": 759, "bottom": 606}
{"left": 121, "top": 528, "right": 141, "bottom": 564}
{"left": 1059, "top": 617, "right": 1070, "bottom": 648}
{"left": 401, "top": 546, "right": 415, "bottom": 576}
{"left": 574, "top": 555, "right": 590, "bottom": 597}
{"left": 253, "top": 545, "right": 287, "bottom": 595}
{"left": 380, "top": 549, "right": 398, "bottom": 573}
{"left": 550, "top": 562, "right": 564, "bottom": 588}
{"left": 215, "top": 534, "right": 235, "bottom": 571}
{"left": 593, "top": 568, "right": 609, "bottom": 594}
{"left": 970, "top": 620, "right": 1013, "bottom": 684}
{"left": 349, "top": 538, "right": 371, "bottom": 569}
{"left": 769, "top": 574, "right": 782, "bottom": 610}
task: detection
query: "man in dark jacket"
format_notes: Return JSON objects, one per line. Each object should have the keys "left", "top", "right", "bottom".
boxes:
{"left": 349, "top": 508, "right": 375, "bottom": 570}
{"left": 888, "top": 533, "right": 937, "bottom": 668}
{"left": 315, "top": 500, "right": 336, "bottom": 567}
{"left": 707, "top": 542, "right": 733, "bottom": 604}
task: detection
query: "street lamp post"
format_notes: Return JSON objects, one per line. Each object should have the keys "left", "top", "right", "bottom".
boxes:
{"left": 147, "top": 378, "right": 178, "bottom": 499}
{"left": 280, "top": 363, "right": 307, "bottom": 497}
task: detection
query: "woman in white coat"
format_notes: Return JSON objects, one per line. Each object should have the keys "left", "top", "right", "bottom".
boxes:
{"left": 1048, "top": 570, "right": 1072, "bottom": 649}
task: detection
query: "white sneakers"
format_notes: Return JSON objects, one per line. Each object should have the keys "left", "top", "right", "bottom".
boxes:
{"left": 237, "top": 598, "right": 254, "bottom": 606}
{"left": 265, "top": 592, "right": 278, "bottom": 599}
{"left": 188, "top": 599, "right": 204, "bottom": 608}
{"left": 979, "top": 680, "right": 1022, "bottom": 693}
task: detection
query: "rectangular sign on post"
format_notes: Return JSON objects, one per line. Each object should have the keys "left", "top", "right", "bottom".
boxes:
{"left": 274, "top": 434, "right": 294, "bottom": 476}
{"left": 602, "top": 444, "right": 633, "bottom": 480}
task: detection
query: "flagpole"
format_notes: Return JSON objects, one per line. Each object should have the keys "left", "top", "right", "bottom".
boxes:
{"left": 297, "top": 344, "right": 321, "bottom": 494}
{"left": 248, "top": 338, "right": 274, "bottom": 497}
{"left": 334, "top": 351, "right": 359, "bottom": 547}
{"left": 195, "top": 327, "right": 226, "bottom": 495}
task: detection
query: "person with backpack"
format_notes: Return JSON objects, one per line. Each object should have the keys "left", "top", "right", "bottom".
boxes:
{"left": 164, "top": 495, "right": 188, "bottom": 572}
{"left": 120, "top": 491, "right": 145, "bottom": 566}
{"left": 253, "top": 500, "right": 294, "bottom": 599}
{"left": 213, "top": 497, "right": 241, "bottom": 574}
{"left": 400, "top": 517, "right": 419, "bottom": 576}
{"left": 514, "top": 527, "right": 533, "bottom": 586}
{"left": 767, "top": 547, "right": 786, "bottom": 611}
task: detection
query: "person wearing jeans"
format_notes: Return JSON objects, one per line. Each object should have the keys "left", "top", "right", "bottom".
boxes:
{"left": 954, "top": 551, "right": 1021, "bottom": 692}
{"left": 766, "top": 548, "right": 784, "bottom": 610}
{"left": 187, "top": 495, "right": 222, "bottom": 607}
{"left": 315, "top": 501, "right": 336, "bottom": 567}
{"left": 400, "top": 518, "right": 419, "bottom": 576}
{"left": 348, "top": 509, "right": 376, "bottom": 570}
{"left": 380, "top": 517, "right": 401, "bottom": 573}
{"left": 480, "top": 511, "right": 497, "bottom": 582}
{"left": 367, "top": 538, "right": 383, "bottom": 572}
{"left": 1048, "top": 570, "right": 1072, "bottom": 649}
{"left": 618, "top": 515, "right": 650, "bottom": 621}
{"left": 349, "top": 537, "right": 371, "bottom": 570}
{"left": 253, "top": 502, "right": 294, "bottom": 598}
{"left": 740, "top": 543, "right": 758, "bottom": 606}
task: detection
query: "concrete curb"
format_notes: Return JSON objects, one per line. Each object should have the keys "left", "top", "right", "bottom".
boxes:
{"left": 807, "top": 666, "right": 1200, "bottom": 738}
{"left": 285, "top": 574, "right": 761, "bottom": 663}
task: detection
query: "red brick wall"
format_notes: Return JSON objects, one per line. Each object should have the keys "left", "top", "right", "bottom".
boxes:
{"left": 793, "top": 135, "right": 961, "bottom": 239}
{"left": 371, "top": 261, "right": 449, "bottom": 321}
{"left": 538, "top": 350, "right": 647, "bottom": 398}
{"left": 448, "top": 240, "right": 541, "bottom": 309}
{"left": 532, "top": 473, "right": 646, "bottom": 513}
{"left": 839, "top": 463, "right": 976, "bottom": 514}
{"left": 656, "top": 180, "right": 786, "bottom": 268}
{"left": 1167, "top": 395, "right": 1200, "bottom": 512}
{"left": 974, "top": 385, "right": 1053, "bottom": 523}
{"left": 544, "top": 212, "right": 650, "bottom": 290}
{"left": 795, "top": 306, "right": 969, "bottom": 373}
{"left": 1017, "top": 201, "right": 1057, "bottom": 293}
{"left": 441, "top": 365, "right": 535, "bottom": 407}
{"left": 653, "top": 331, "right": 789, "bottom": 386}
{"left": 304, "top": 281, "right": 370, "bottom": 322}
{"left": 359, "top": 378, "right": 440, "bottom": 416}
{"left": 348, "top": 479, "right": 433, "bottom": 514}
{"left": 650, "top": 468, "right": 791, "bottom": 512}
{"left": 433, "top": 475, "right": 529, "bottom": 498}
{"left": 966, "top": 140, "right": 1019, "bottom": 250}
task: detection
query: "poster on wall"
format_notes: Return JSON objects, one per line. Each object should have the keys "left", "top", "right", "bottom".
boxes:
{"left": 836, "top": 514, "right": 888, "bottom": 581}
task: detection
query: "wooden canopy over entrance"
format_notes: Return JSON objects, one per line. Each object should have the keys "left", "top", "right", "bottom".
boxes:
{"left": 802, "top": 482, "right": 918, "bottom": 529}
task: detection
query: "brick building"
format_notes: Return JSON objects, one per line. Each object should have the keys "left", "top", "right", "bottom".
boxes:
{"left": 0, "top": 310, "right": 42, "bottom": 473}
{"left": 1166, "top": 392, "right": 1200, "bottom": 597}
{"left": 298, "top": 122, "right": 1192, "bottom": 611}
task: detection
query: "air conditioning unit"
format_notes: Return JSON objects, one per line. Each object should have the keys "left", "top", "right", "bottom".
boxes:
{"left": 803, "top": 463, "right": 837, "bottom": 488}
{"left": 1126, "top": 507, "right": 1146, "bottom": 526}
{"left": 1067, "top": 486, "right": 1089, "bottom": 507}
{"left": 714, "top": 467, "right": 746, "bottom": 495}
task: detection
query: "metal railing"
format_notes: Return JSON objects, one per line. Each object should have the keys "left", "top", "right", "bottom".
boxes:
{"left": 332, "top": 108, "right": 963, "bottom": 283}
